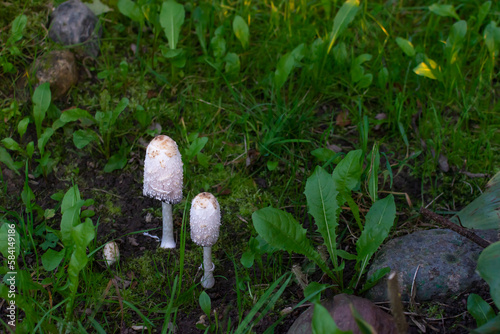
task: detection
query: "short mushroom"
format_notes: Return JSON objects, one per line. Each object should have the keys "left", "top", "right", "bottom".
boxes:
{"left": 143, "top": 135, "right": 183, "bottom": 249}
{"left": 103, "top": 241, "right": 119, "bottom": 266}
{"left": 190, "top": 192, "right": 221, "bottom": 289}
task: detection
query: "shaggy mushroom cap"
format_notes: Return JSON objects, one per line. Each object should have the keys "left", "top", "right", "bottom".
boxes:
{"left": 143, "top": 135, "right": 183, "bottom": 204}
{"left": 190, "top": 193, "right": 221, "bottom": 247}
{"left": 103, "top": 241, "right": 119, "bottom": 266}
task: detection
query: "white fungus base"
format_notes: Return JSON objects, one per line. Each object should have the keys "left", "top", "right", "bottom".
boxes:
{"left": 160, "top": 202, "right": 176, "bottom": 249}
{"left": 201, "top": 246, "right": 215, "bottom": 289}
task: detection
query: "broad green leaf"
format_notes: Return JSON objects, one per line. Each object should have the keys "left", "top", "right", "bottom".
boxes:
{"left": 332, "top": 149, "right": 363, "bottom": 193}
{"left": 184, "top": 136, "right": 208, "bottom": 161}
{"left": 413, "top": 58, "right": 442, "bottom": 81}
{"left": 304, "top": 282, "right": 329, "bottom": 303}
{"left": 352, "top": 53, "right": 372, "bottom": 67}
{"left": 41, "top": 248, "right": 65, "bottom": 271}
{"left": 60, "top": 108, "right": 94, "bottom": 123}
{"left": 483, "top": 22, "right": 500, "bottom": 54}
{"left": 0, "top": 223, "right": 20, "bottom": 258}
{"left": 85, "top": 0, "right": 112, "bottom": 15}
{"left": 367, "top": 143, "right": 380, "bottom": 202}
{"left": 477, "top": 241, "right": 500, "bottom": 309}
{"left": 210, "top": 34, "right": 226, "bottom": 60}
{"left": 326, "top": 0, "right": 360, "bottom": 55}
{"left": 333, "top": 42, "right": 348, "bottom": 64}
{"left": 160, "top": 0, "right": 185, "bottom": 50}
{"left": 312, "top": 303, "right": 348, "bottom": 334}
{"left": 305, "top": 166, "right": 341, "bottom": 267}
{"left": 17, "top": 117, "right": 29, "bottom": 138}
{"left": 9, "top": 14, "right": 27, "bottom": 44}
{"left": 395, "top": 37, "right": 415, "bottom": 57}
{"left": 73, "top": 129, "right": 98, "bottom": 149}
{"left": 311, "top": 148, "right": 339, "bottom": 163}
{"left": 267, "top": 160, "right": 278, "bottom": 171}
{"left": 378, "top": 67, "right": 389, "bottom": 89}
{"left": 104, "top": 151, "right": 128, "bottom": 173}
{"left": 356, "top": 195, "right": 396, "bottom": 280}
{"left": 252, "top": 207, "right": 336, "bottom": 280}
{"left": 117, "top": 0, "right": 143, "bottom": 22}
{"left": 0, "top": 147, "right": 20, "bottom": 174}
{"left": 61, "top": 201, "right": 85, "bottom": 247}
{"left": 445, "top": 20, "right": 467, "bottom": 64}
{"left": 224, "top": 52, "right": 240, "bottom": 77}
{"left": 1, "top": 138, "right": 22, "bottom": 152}
{"left": 471, "top": 314, "right": 500, "bottom": 334}
{"left": 357, "top": 73, "right": 373, "bottom": 89}
{"left": 429, "top": 3, "right": 460, "bottom": 20}
{"left": 274, "top": 43, "right": 305, "bottom": 90}
{"left": 38, "top": 128, "right": 54, "bottom": 155}
{"left": 451, "top": 172, "right": 500, "bottom": 229}
{"left": 468, "top": 293, "right": 496, "bottom": 327}
{"left": 199, "top": 291, "right": 211, "bottom": 317}
{"left": 233, "top": 15, "right": 249, "bottom": 49}
{"left": 477, "top": 2, "right": 492, "bottom": 30}
{"left": 33, "top": 82, "right": 51, "bottom": 138}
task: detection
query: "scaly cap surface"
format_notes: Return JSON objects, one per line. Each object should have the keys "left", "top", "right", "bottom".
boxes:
{"left": 143, "top": 135, "right": 183, "bottom": 204}
{"left": 190, "top": 193, "right": 221, "bottom": 247}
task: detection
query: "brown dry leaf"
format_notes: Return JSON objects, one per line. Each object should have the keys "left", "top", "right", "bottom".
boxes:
{"left": 336, "top": 110, "right": 351, "bottom": 127}
{"left": 246, "top": 149, "right": 260, "bottom": 167}
{"left": 327, "top": 143, "right": 342, "bottom": 153}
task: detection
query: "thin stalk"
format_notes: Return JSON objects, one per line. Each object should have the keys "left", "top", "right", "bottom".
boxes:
{"left": 160, "top": 202, "right": 176, "bottom": 249}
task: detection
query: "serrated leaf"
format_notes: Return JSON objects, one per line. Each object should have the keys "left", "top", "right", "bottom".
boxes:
{"left": 395, "top": 37, "right": 415, "bottom": 57}
{"left": 233, "top": 15, "right": 249, "bottom": 49}
{"left": 429, "top": 3, "right": 460, "bottom": 20}
{"left": 252, "top": 207, "right": 336, "bottom": 281}
{"left": 467, "top": 293, "right": 495, "bottom": 327}
{"left": 160, "top": 0, "right": 185, "bottom": 50}
{"left": 326, "top": 0, "right": 360, "bottom": 55}
{"left": 305, "top": 166, "right": 341, "bottom": 267}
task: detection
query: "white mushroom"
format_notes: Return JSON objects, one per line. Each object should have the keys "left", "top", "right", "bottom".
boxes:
{"left": 190, "top": 192, "right": 221, "bottom": 289}
{"left": 103, "top": 241, "right": 120, "bottom": 266}
{"left": 143, "top": 135, "right": 183, "bottom": 249}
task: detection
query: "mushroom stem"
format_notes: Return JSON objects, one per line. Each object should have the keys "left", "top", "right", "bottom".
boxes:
{"left": 160, "top": 202, "right": 176, "bottom": 249}
{"left": 201, "top": 246, "right": 215, "bottom": 289}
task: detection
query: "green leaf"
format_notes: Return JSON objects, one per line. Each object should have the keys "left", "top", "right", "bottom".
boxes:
{"left": 477, "top": 2, "right": 492, "bottom": 30}
{"left": 117, "top": 0, "right": 144, "bottom": 23}
{"left": 38, "top": 127, "right": 54, "bottom": 156}
{"left": 378, "top": 67, "right": 389, "bottom": 89}
{"left": 160, "top": 0, "right": 185, "bottom": 50}
{"left": 304, "top": 282, "right": 329, "bottom": 304}
{"left": 367, "top": 143, "right": 380, "bottom": 202}
{"left": 274, "top": 43, "right": 305, "bottom": 90}
{"left": 60, "top": 108, "right": 94, "bottom": 123}
{"left": 104, "top": 151, "right": 128, "bottom": 173}
{"left": 312, "top": 303, "right": 348, "bottom": 334}
{"left": 395, "top": 37, "right": 415, "bottom": 57}
{"left": 351, "top": 305, "right": 377, "bottom": 334}
{"left": 193, "top": 6, "right": 209, "bottom": 54}
{"left": 429, "top": 3, "right": 460, "bottom": 20}
{"left": 252, "top": 207, "right": 336, "bottom": 281}
{"left": 356, "top": 195, "right": 396, "bottom": 281}
{"left": 477, "top": 241, "right": 500, "bottom": 309}
{"left": 86, "top": 0, "right": 112, "bottom": 16}
{"left": 111, "top": 98, "right": 129, "bottom": 125}
{"left": 73, "top": 129, "right": 98, "bottom": 149}
{"left": 233, "top": 15, "right": 249, "bottom": 49}
{"left": 267, "top": 160, "right": 278, "bottom": 171}
{"left": 210, "top": 33, "right": 226, "bottom": 60}
{"left": 8, "top": 14, "right": 27, "bottom": 44}
{"left": 468, "top": 293, "right": 496, "bottom": 327}
{"left": 0, "top": 147, "right": 20, "bottom": 174}
{"left": 184, "top": 136, "right": 208, "bottom": 161}
{"left": 311, "top": 148, "right": 337, "bottom": 162}
{"left": 33, "top": 82, "right": 52, "bottom": 138}
{"left": 41, "top": 248, "right": 65, "bottom": 271}
{"left": 360, "top": 267, "right": 390, "bottom": 293}
{"left": 0, "top": 223, "right": 20, "bottom": 258}
{"left": 326, "top": 0, "right": 360, "bottom": 55}
{"left": 199, "top": 291, "right": 211, "bottom": 317}
{"left": 17, "top": 117, "right": 30, "bottom": 138}
{"left": 1, "top": 138, "right": 22, "bottom": 152}
{"left": 483, "top": 22, "right": 500, "bottom": 54}
{"left": 224, "top": 52, "right": 240, "bottom": 77}
{"left": 305, "top": 166, "right": 341, "bottom": 267}
{"left": 332, "top": 149, "right": 363, "bottom": 193}
{"left": 471, "top": 314, "right": 500, "bottom": 334}
{"left": 413, "top": 57, "right": 442, "bottom": 81}
{"left": 445, "top": 20, "right": 467, "bottom": 64}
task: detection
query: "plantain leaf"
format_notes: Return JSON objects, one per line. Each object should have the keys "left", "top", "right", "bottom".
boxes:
{"left": 413, "top": 57, "right": 442, "bottom": 81}
{"left": 252, "top": 207, "right": 336, "bottom": 280}
{"left": 477, "top": 241, "right": 500, "bottom": 309}
{"left": 395, "top": 37, "right": 415, "bottom": 57}
{"left": 233, "top": 15, "right": 249, "bottom": 49}
{"left": 274, "top": 43, "right": 305, "bottom": 90}
{"left": 468, "top": 293, "right": 495, "bottom": 327}
{"left": 305, "top": 166, "right": 341, "bottom": 267}
{"left": 445, "top": 20, "right": 467, "bottom": 64}
{"left": 429, "top": 3, "right": 460, "bottom": 20}
{"left": 33, "top": 82, "right": 51, "bottom": 139}
{"left": 117, "top": 0, "right": 143, "bottom": 23}
{"left": 160, "top": 0, "right": 185, "bottom": 50}
{"left": 326, "top": 0, "right": 360, "bottom": 55}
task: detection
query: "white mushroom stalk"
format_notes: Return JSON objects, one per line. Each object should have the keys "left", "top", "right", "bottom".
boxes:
{"left": 190, "top": 192, "right": 221, "bottom": 289}
{"left": 143, "top": 135, "right": 183, "bottom": 249}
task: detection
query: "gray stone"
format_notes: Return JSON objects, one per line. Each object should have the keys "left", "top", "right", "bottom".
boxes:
{"left": 33, "top": 50, "right": 78, "bottom": 100}
{"left": 48, "top": 0, "right": 101, "bottom": 57}
{"left": 365, "top": 229, "right": 499, "bottom": 302}
{"left": 287, "top": 294, "right": 397, "bottom": 334}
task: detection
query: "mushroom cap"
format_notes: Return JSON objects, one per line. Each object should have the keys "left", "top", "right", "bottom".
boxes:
{"left": 103, "top": 241, "right": 119, "bottom": 266}
{"left": 190, "top": 193, "right": 221, "bottom": 247}
{"left": 143, "top": 135, "right": 183, "bottom": 204}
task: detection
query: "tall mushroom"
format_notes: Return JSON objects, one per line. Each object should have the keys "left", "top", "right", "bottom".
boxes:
{"left": 190, "top": 192, "right": 221, "bottom": 289}
{"left": 143, "top": 135, "right": 183, "bottom": 249}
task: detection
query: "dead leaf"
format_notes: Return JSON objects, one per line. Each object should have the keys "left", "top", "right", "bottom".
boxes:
{"left": 336, "top": 110, "right": 351, "bottom": 127}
